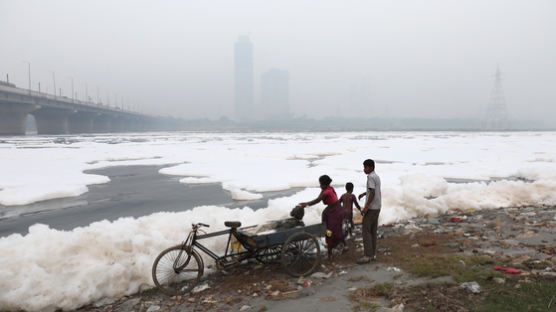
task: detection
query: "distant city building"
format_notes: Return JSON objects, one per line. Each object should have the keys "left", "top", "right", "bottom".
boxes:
{"left": 234, "top": 36, "right": 254, "bottom": 121}
{"left": 261, "top": 68, "right": 290, "bottom": 119}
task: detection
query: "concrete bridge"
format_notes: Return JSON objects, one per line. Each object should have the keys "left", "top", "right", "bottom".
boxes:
{"left": 0, "top": 82, "right": 159, "bottom": 135}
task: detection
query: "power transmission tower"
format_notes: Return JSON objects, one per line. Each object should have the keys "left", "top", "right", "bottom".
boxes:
{"left": 484, "top": 65, "right": 510, "bottom": 130}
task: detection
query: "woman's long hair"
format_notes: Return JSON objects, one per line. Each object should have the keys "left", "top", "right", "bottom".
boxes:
{"left": 319, "top": 175, "right": 332, "bottom": 187}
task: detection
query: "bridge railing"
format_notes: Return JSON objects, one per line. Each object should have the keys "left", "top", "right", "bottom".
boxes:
{"left": 0, "top": 84, "right": 141, "bottom": 115}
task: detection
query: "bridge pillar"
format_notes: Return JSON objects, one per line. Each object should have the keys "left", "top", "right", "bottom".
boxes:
{"left": 33, "top": 107, "right": 72, "bottom": 135}
{"left": 0, "top": 103, "right": 39, "bottom": 135}
{"left": 110, "top": 116, "right": 126, "bottom": 132}
{"left": 68, "top": 111, "right": 95, "bottom": 134}
{"left": 92, "top": 115, "right": 111, "bottom": 133}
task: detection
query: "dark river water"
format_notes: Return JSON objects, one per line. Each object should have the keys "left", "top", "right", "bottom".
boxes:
{"left": 0, "top": 165, "right": 297, "bottom": 237}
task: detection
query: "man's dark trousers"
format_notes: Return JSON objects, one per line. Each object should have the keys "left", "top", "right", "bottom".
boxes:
{"left": 362, "top": 210, "right": 380, "bottom": 257}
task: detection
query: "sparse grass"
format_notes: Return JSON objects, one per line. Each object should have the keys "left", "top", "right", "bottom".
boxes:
{"left": 409, "top": 254, "right": 500, "bottom": 284}
{"left": 478, "top": 280, "right": 556, "bottom": 312}
{"left": 369, "top": 282, "right": 394, "bottom": 296}
{"left": 348, "top": 283, "right": 394, "bottom": 311}
{"left": 521, "top": 258, "right": 553, "bottom": 270}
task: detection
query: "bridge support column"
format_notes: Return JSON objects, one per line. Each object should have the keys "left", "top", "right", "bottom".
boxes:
{"left": 68, "top": 112, "right": 95, "bottom": 134}
{"left": 110, "top": 116, "right": 125, "bottom": 132}
{"left": 0, "top": 103, "right": 39, "bottom": 135}
{"left": 93, "top": 115, "right": 111, "bottom": 133}
{"left": 33, "top": 107, "right": 72, "bottom": 135}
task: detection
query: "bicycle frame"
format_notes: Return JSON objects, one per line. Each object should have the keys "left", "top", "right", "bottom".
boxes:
{"left": 181, "top": 225, "right": 256, "bottom": 266}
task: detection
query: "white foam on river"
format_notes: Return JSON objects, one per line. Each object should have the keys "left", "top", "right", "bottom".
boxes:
{"left": 0, "top": 131, "right": 556, "bottom": 311}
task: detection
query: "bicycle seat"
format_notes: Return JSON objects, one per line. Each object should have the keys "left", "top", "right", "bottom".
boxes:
{"left": 224, "top": 221, "right": 242, "bottom": 228}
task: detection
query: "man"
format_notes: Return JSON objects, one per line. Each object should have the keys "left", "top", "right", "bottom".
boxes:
{"left": 357, "top": 159, "right": 381, "bottom": 264}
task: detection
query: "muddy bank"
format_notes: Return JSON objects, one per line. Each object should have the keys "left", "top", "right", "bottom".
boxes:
{"left": 78, "top": 204, "right": 556, "bottom": 312}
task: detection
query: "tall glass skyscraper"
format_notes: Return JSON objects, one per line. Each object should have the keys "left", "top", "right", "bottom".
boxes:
{"left": 234, "top": 36, "right": 253, "bottom": 120}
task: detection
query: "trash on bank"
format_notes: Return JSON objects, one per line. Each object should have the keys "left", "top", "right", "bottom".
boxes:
{"left": 311, "top": 271, "right": 333, "bottom": 279}
{"left": 192, "top": 283, "right": 211, "bottom": 293}
{"left": 494, "top": 265, "right": 521, "bottom": 275}
{"left": 459, "top": 281, "right": 481, "bottom": 294}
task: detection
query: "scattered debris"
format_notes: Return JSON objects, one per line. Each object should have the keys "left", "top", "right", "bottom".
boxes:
{"left": 494, "top": 265, "right": 521, "bottom": 275}
{"left": 146, "top": 305, "right": 160, "bottom": 312}
{"left": 459, "top": 281, "right": 481, "bottom": 294}
{"left": 311, "top": 271, "right": 333, "bottom": 279}
{"left": 493, "top": 277, "right": 505, "bottom": 284}
{"left": 192, "top": 283, "right": 210, "bottom": 293}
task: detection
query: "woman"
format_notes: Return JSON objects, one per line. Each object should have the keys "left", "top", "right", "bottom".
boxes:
{"left": 299, "top": 175, "right": 346, "bottom": 259}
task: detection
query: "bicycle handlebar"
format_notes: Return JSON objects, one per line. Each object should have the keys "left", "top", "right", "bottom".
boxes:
{"left": 193, "top": 223, "right": 210, "bottom": 228}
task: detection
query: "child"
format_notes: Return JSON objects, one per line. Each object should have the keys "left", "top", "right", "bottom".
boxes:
{"left": 339, "top": 182, "right": 361, "bottom": 238}
{"left": 299, "top": 175, "right": 345, "bottom": 260}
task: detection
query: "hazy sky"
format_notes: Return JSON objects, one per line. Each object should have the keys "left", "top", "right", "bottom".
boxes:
{"left": 1, "top": 0, "right": 555, "bottom": 121}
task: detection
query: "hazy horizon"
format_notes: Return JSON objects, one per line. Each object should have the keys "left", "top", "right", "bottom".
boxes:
{"left": 1, "top": 0, "right": 555, "bottom": 123}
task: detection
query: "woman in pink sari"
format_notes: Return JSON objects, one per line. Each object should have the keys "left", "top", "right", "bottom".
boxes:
{"left": 299, "top": 175, "right": 346, "bottom": 259}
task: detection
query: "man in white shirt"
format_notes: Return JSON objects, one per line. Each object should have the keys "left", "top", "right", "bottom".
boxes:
{"left": 357, "top": 159, "right": 381, "bottom": 264}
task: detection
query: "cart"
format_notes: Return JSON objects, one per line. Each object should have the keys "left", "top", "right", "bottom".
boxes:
{"left": 152, "top": 219, "right": 325, "bottom": 295}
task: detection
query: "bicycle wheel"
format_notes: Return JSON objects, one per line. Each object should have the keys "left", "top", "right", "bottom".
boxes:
{"left": 256, "top": 245, "right": 282, "bottom": 264}
{"left": 152, "top": 245, "right": 203, "bottom": 296}
{"left": 281, "top": 232, "right": 320, "bottom": 277}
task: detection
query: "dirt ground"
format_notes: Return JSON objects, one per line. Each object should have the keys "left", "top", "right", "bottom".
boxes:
{"left": 77, "top": 205, "right": 556, "bottom": 312}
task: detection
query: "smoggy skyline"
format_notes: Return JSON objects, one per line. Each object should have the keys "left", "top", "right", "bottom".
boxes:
{"left": 1, "top": 0, "right": 555, "bottom": 122}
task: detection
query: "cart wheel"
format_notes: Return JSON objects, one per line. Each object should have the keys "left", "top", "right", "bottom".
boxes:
{"left": 256, "top": 245, "right": 282, "bottom": 264}
{"left": 152, "top": 245, "right": 204, "bottom": 296}
{"left": 281, "top": 232, "right": 320, "bottom": 277}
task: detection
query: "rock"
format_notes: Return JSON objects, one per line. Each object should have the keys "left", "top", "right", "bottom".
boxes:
{"left": 271, "top": 290, "right": 280, "bottom": 296}
{"left": 192, "top": 283, "right": 210, "bottom": 294}
{"left": 502, "top": 239, "right": 520, "bottom": 246}
{"left": 117, "top": 298, "right": 141, "bottom": 311}
{"left": 239, "top": 305, "right": 252, "bottom": 311}
{"left": 411, "top": 243, "right": 419, "bottom": 248}
{"left": 146, "top": 305, "right": 160, "bottom": 312}
{"left": 479, "top": 249, "right": 496, "bottom": 256}
{"left": 539, "top": 271, "right": 556, "bottom": 278}
{"left": 348, "top": 287, "right": 357, "bottom": 291}
{"left": 387, "top": 266, "right": 401, "bottom": 273}
{"left": 493, "top": 277, "right": 505, "bottom": 284}
{"left": 311, "top": 272, "right": 333, "bottom": 279}
{"left": 460, "top": 281, "right": 481, "bottom": 294}
{"left": 377, "top": 303, "right": 404, "bottom": 312}
{"left": 94, "top": 297, "right": 116, "bottom": 308}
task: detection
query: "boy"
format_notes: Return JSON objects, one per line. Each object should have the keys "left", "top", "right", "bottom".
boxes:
{"left": 357, "top": 159, "right": 382, "bottom": 264}
{"left": 339, "top": 182, "right": 361, "bottom": 238}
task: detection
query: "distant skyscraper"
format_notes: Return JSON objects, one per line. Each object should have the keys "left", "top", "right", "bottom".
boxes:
{"left": 234, "top": 36, "right": 253, "bottom": 120}
{"left": 484, "top": 65, "right": 510, "bottom": 130}
{"left": 261, "top": 68, "right": 290, "bottom": 119}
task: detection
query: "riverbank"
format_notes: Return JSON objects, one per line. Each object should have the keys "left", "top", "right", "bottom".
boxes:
{"left": 80, "top": 204, "right": 556, "bottom": 312}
